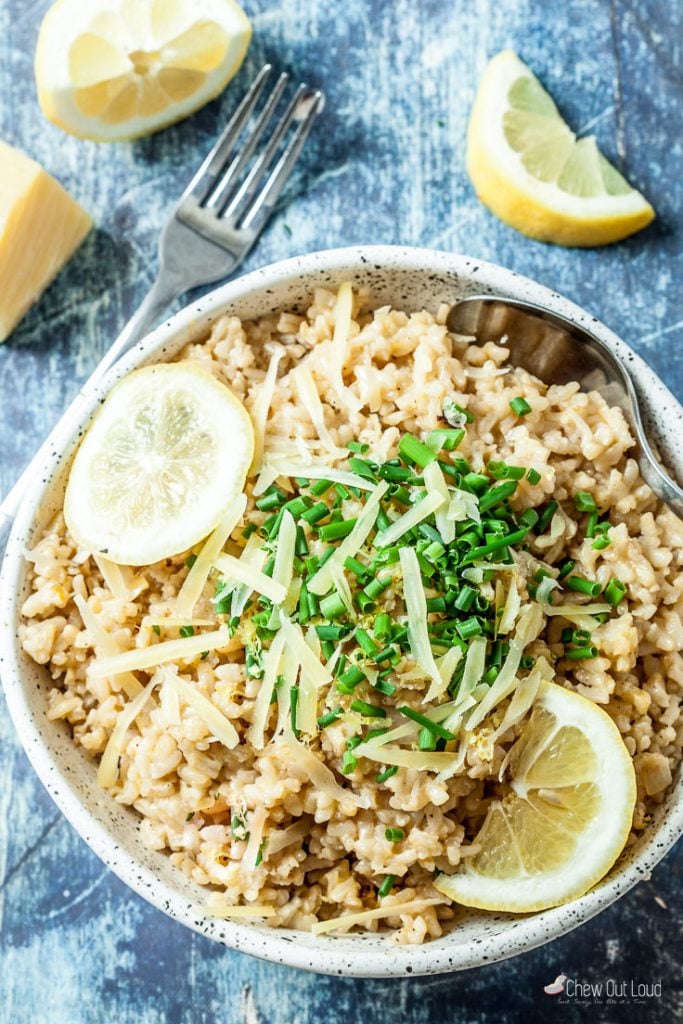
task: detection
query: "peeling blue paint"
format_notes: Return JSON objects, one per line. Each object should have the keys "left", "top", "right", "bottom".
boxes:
{"left": 0, "top": 0, "right": 681, "bottom": 1021}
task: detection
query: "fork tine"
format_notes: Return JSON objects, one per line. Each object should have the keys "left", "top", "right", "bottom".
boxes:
{"left": 239, "top": 89, "right": 324, "bottom": 230}
{"left": 205, "top": 72, "right": 290, "bottom": 212}
{"left": 181, "top": 64, "right": 273, "bottom": 206}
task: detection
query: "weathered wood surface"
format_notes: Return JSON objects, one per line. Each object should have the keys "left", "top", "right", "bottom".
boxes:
{"left": 1, "top": 1, "right": 681, "bottom": 1020}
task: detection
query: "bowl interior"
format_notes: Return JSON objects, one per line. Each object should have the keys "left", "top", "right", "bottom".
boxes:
{"left": 1, "top": 246, "right": 681, "bottom": 977}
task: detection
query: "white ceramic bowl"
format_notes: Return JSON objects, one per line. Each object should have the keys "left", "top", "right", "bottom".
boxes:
{"left": 1, "top": 245, "right": 681, "bottom": 977}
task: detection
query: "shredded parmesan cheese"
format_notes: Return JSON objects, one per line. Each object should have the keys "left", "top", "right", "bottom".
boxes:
{"left": 249, "top": 348, "right": 284, "bottom": 475}
{"left": 97, "top": 675, "right": 157, "bottom": 788}
{"left": 263, "top": 818, "right": 310, "bottom": 857}
{"left": 280, "top": 731, "right": 364, "bottom": 807}
{"left": 74, "top": 594, "right": 142, "bottom": 698}
{"left": 292, "top": 365, "right": 339, "bottom": 452}
{"left": 307, "top": 480, "right": 389, "bottom": 596}
{"left": 279, "top": 614, "right": 332, "bottom": 688}
{"left": 354, "top": 743, "right": 459, "bottom": 772}
{"left": 376, "top": 490, "right": 445, "bottom": 549}
{"left": 492, "top": 664, "right": 544, "bottom": 746}
{"left": 214, "top": 552, "right": 286, "bottom": 605}
{"left": 424, "top": 645, "right": 463, "bottom": 703}
{"left": 272, "top": 509, "right": 296, "bottom": 596}
{"left": 424, "top": 461, "right": 454, "bottom": 544}
{"left": 276, "top": 645, "right": 300, "bottom": 735}
{"left": 175, "top": 494, "right": 247, "bottom": 619}
{"left": 466, "top": 604, "right": 544, "bottom": 731}
{"left": 248, "top": 630, "right": 286, "bottom": 749}
{"left": 89, "top": 628, "right": 230, "bottom": 677}
{"left": 331, "top": 281, "right": 362, "bottom": 412}
{"left": 166, "top": 670, "right": 239, "bottom": 748}
{"left": 263, "top": 459, "right": 376, "bottom": 491}
{"left": 311, "top": 898, "right": 442, "bottom": 935}
{"left": 206, "top": 898, "right": 276, "bottom": 920}
{"left": 399, "top": 546, "right": 442, "bottom": 691}
{"left": 497, "top": 577, "right": 521, "bottom": 635}
{"left": 92, "top": 554, "right": 131, "bottom": 598}
{"left": 243, "top": 805, "right": 268, "bottom": 869}
{"left": 447, "top": 488, "right": 481, "bottom": 525}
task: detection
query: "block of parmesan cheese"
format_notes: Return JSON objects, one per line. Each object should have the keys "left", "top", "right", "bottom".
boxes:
{"left": 0, "top": 141, "right": 92, "bottom": 341}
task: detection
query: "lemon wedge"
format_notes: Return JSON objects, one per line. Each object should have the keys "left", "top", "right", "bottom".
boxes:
{"left": 35, "top": 0, "right": 252, "bottom": 141}
{"left": 467, "top": 50, "right": 655, "bottom": 246}
{"left": 64, "top": 363, "right": 254, "bottom": 565}
{"left": 435, "top": 682, "right": 636, "bottom": 912}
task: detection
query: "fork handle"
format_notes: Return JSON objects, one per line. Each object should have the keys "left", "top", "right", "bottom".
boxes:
{"left": 0, "top": 273, "right": 184, "bottom": 552}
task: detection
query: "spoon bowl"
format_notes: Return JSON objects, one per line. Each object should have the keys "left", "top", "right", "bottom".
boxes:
{"left": 447, "top": 295, "right": 683, "bottom": 517}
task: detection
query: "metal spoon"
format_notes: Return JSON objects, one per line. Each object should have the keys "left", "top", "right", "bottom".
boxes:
{"left": 447, "top": 295, "right": 683, "bottom": 517}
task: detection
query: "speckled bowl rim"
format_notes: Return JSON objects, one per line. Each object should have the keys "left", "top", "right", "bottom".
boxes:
{"left": 1, "top": 245, "right": 681, "bottom": 978}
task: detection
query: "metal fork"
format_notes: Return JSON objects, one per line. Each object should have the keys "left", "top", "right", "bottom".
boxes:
{"left": 0, "top": 65, "right": 324, "bottom": 549}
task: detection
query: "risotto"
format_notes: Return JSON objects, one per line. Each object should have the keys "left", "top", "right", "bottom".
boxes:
{"left": 18, "top": 285, "right": 683, "bottom": 944}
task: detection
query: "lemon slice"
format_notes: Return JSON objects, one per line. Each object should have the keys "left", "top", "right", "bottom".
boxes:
{"left": 467, "top": 50, "right": 655, "bottom": 246}
{"left": 35, "top": 0, "right": 251, "bottom": 141}
{"left": 64, "top": 363, "right": 254, "bottom": 565}
{"left": 435, "top": 682, "right": 636, "bottom": 912}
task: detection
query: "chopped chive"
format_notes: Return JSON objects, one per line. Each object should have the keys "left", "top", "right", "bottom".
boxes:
{"left": 304, "top": 554, "right": 320, "bottom": 576}
{"left": 241, "top": 522, "right": 257, "bottom": 540}
{"left": 462, "top": 471, "right": 489, "bottom": 495}
{"left": 444, "top": 400, "right": 474, "bottom": 424}
{"left": 453, "top": 585, "right": 477, "bottom": 612}
{"left": 378, "top": 874, "right": 396, "bottom": 897}
{"left": 321, "top": 640, "right": 335, "bottom": 661}
{"left": 374, "top": 645, "right": 398, "bottom": 664}
{"left": 426, "top": 596, "right": 447, "bottom": 613}
{"left": 566, "top": 576, "right": 603, "bottom": 597}
{"left": 351, "top": 699, "right": 387, "bottom": 718}
{"left": 319, "top": 519, "right": 357, "bottom": 542}
{"left": 536, "top": 500, "right": 559, "bottom": 534}
{"left": 557, "top": 559, "right": 575, "bottom": 580}
{"left": 482, "top": 666, "right": 499, "bottom": 685}
{"left": 338, "top": 666, "right": 367, "bottom": 691}
{"left": 510, "top": 396, "right": 532, "bottom": 416}
{"left": 179, "top": 625, "right": 195, "bottom": 638}
{"left": 418, "top": 727, "right": 437, "bottom": 751}
{"left": 348, "top": 457, "right": 378, "bottom": 481}
{"left": 319, "top": 593, "right": 347, "bottom": 620}
{"left": 295, "top": 525, "right": 309, "bottom": 557}
{"left": 151, "top": 624, "right": 161, "bottom": 636}
{"left": 255, "top": 490, "right": 285, "bottom": 512}
{"left": 565, "top": 645, "right": 599, "bottom": 661}
{"left": 346, "top": 735, "right": 363, "bottom": 751}
{"left": 487, "top": 461, "right": 526, "bottom": 481}
{"left": 526, "top": 467, "right": 542, "bottom": 485}
{"left": 374, "top": 613, "right": 392, "bottom": 642}
{"left": 340, "top": 750, "right": 358, "bottom": 774}
{"left": 574, "top": 490, "right": 598, "bottom": 512}
{"left": 363, "top": 576, "right": 392, "bottom": 601}
{"left": 356, "top": 628, "right": 380, "bottom": 658}
{"left": 519, "top": 655, "right": 535, "bottom": 670}
{"left": 315, "top": 623, "right": 349, "bottom": 641}
{"left": 298, "top": 585, "right": 310, "bottom": 625}
{"left": 310, "top": 478, "right": 333, "bottom": 496}
{"left": 346, "top": 441, "right": 369, "bottom": 454}
{"left": 334, "top": 483, "right": 350, "bottom": 500}
{"left": 397, "top": 705, "right": 455, "bottom": 740}
{"left": 376, "top": 767, "right": 398, "bottom": 785}
{"left": 301, "top": 502, "right": 329, "bottom": 525}
{"left": 374, "top": 506, "right": 392, "bottom": 532}
{"left": 423, "top": 540, "right": 445, "bottom": 563}
{"left": 516, "top": 508, "right": 539, "bottom": 530}
{"left": 592, "top": 535, "right": 611, "bottom": 550}
{"left": 377, "top": 463, "right": 412, "bottom": 482}
{"left": 604, "top": 578, "right": 626, "bottom": 607}
{"left": 355, "top": 592, "right": 376, "bottom": 613}
{"left": 461, "top": 528, "right": 528, "bottom": 564}
{"left": 479, "top": 480, "right": 518, "bottom": 513}
{"left": 385, "top": 828, "right": 405, "bottom": 843}
{"left": 372, "top": 676, "right": 397, "bottom": 696}
{"left": 290, "top": 685, "right": 300, "bottom": 737}
{"left": 585, "top": 511, "right": 599, "bottom": 538}
{"left": 456, "top": 617, "right": 482, "bottom": 640}
{"left": 344, "top": 556, "right": 369, "bottom": 578}
{"left": 282, "top": 495, "right": 311, "bottom": 518}
{"left": 184, "top": 553, "right": 197, "bottom": 569}
{"left": 318, "top": 707, "right": 344, "bottom": 728}
{"left": 398, "top": 433, "right": 437, "bottom": 468}
{"left": 426, "top": 428, "right": 465, "bottom": 452}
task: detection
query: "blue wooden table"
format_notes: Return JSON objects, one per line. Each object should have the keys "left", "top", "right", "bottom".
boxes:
{"left": 1, "top": 1, "right": 681, "bottom": 1020}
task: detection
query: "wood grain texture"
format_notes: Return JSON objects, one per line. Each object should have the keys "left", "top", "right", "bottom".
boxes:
{"left": 1, "top": 1, "right": 681, "bottom": 1020}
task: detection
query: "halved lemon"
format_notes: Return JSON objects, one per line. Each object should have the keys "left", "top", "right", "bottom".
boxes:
{"left": 35, "top": 0, "right": 252, "bottom": 141}
{"left": 467, "top": 50, "right": 655, "bottom": 246}
{"left": 435, "top": 682, "right": 636, "bottom": 912}
{"left": 64, "top": 363, "right": 254, "bottom": 565}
